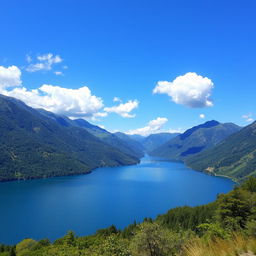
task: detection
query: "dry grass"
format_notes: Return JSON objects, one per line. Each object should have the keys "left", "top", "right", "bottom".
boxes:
{"left": 182, "top": 234, "right": 256, "bottom": 256}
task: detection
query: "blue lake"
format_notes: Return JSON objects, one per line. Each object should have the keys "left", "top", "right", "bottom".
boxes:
{"left": 0, "top": 156, "right": 235, "bottom": 244}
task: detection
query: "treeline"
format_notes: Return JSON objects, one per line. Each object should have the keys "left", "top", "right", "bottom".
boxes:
{"left": 1, "top": 177, "right": 256, "bottom": 256}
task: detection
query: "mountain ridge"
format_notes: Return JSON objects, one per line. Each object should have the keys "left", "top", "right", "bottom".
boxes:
{"left": 149, "top": 120, "right": 241, "bottom": 161}
{"left": 0, "top": 94, "right": 139, "bottom": 181}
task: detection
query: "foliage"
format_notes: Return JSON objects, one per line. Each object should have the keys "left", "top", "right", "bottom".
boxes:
{"left": 16, "top": 239, "right": 37, "bottom": 256}
{"left": 216, "top": 187, "right": 253, "bottom": 230}
{"left": 156, "top": 203, "right": 216, "bottom": 231}
{"left": 196, "top": 223, "right": 229, "bottom": 240}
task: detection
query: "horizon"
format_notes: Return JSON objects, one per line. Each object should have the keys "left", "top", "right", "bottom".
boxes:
{"left": 0, "top": 0, "right": 255, "bottom": 136}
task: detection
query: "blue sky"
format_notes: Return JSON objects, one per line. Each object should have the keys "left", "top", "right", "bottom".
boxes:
{"left": 0, "top": 0, "right": 255, "bottom": 135}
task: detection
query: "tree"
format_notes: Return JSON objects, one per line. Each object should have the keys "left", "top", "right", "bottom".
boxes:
{"left": 216, "top": 188, "right": 252, "bottom": 230}
{"left": 130, "top": 222, "right": 178, "bottom": 256}
{"left": 242, "top": 176, "right": 256, "bottom": 192}
{"left": 196, "top": 223, "right": 229, "bottom": 240}
{"left": 64, "top": 230, "right": 76, "bottom": 246}
{"left": 16, "top": 239, "right": 37, "bottom": 256}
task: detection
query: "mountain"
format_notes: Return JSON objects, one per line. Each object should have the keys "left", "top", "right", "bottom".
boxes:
{"left": 114, "top": 132, "right": 144, "bottom": 156}
{"left": 38, "top": 110, "right": 144, "bottom": 158}
{"left": 128, "top": 134, "right": 145, "bottom": 143}
{"left": 142, "top": 132, "right": 180, "bottom": 152}
{"left": 0, "top": 94, "right": 139, "bottom": 181}
{"left": 186, "top": 121, "right": 256, "bottom": 180}
{"left": 150, "top": 120, "right": 241, "bottom": 160}
{"left": 125, "top": 133, "right": 180, "bottom": 153}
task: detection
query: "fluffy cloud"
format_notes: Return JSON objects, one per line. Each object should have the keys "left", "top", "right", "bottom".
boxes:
{"left": 0, "top": 65, "right": 22, "bottom": 89}
{"left": 104, "top": 100, "right": 139, "bottom": 118}
{"left": 26, "top": 53, "right": 63, "bottom": 72}
{"left": 1, "top": 85, "right": 104, "bottom": 119}
{"left": 153, "top": 72, "right": 214, "bottom": 108}
{"left": 242, "top": 114, "right": 254, "bottom": 122}
{"left": 126, "top": 117, "right": 168, "bottom": 136}
{"left": 199, "top": 114, "right": 205, "bottom": 119}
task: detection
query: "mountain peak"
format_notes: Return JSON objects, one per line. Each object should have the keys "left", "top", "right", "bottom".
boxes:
{"left": 180, "top": 120, "right": 220, "bottom": 140}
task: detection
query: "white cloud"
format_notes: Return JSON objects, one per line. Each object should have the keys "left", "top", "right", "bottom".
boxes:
{"left": 153, "top": 72, "right": 214, "bottom": 108}
{"left": 1, "top": 84, "right": 104, "bottom": 119}
{"left": 126, "top": 117, "right": 168, "bottom": 136}
{"left": 26, "top": 53, "right": 63, "bottom": 72}
{"left": 165, "top": 128, "right": 185, "bottom": 134}
{"left": 113, "top": 97, "right": 122, "bottom": 102}
{"left": 104, "top": 100, "right": 139, "bottom": 118}
{"left": 242, "top": 114, "right": 254, "bottom": 122}
{"left": 199, "top": 114, "right": 205, "bottom": 119}
{"left": 54, "top": 71, "right": 63, "bottom": 76}
{"left": 0, "top": 65, "right": 22, "bottom": 89}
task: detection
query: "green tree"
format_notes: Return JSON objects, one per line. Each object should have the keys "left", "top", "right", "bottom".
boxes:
{"left": 16, "top": 239, "right": 37, "bottom": 256}
{"left": 130, "top": 222, "right": 177, "bottom": 256}
{"left": 216, "top": 188, "right": 252, "bottom": 230}
{"left": 242, "top": 176, "right": 256, "bottom": 192}
{"left": 90, "top": 235, "right": 130, "bottom": 256}
{"left": 196, "top": 223, "right": 229, "bottom": 240}
{"left": 64, "top": 231, "right": 76, "bottom": 246}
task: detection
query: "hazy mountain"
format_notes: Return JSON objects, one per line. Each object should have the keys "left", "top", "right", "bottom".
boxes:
{"left": 186, "top": 121, "right": 256, "bottom": 180}
{"left": 150, "top": 120, "right": 241, "bottom": 160}
{"left": 0, "top": 94, "right": 139, "bottom": 181}
{"left": 142, "top": 133, "right": 180, "bottom": 152}
{"left": 114, "top": 132, "right": 144, "bottom": 156}
{"left": 127, "top": 134, "right": 146, "bottom": 143}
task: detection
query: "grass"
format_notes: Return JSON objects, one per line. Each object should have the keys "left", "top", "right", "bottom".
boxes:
{"left": 183, "top": 233, "right": 256, "bottom": 256}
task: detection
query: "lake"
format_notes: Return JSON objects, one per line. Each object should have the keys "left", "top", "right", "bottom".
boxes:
{"left": 0, "top": 156, "right": 235, "bottom": 244}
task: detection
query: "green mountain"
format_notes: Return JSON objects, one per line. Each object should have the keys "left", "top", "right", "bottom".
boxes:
{"left": 150, "top": 120, "right": 241, "bottom": 161}
{"left": 142, "top": 132, "right": 179, "bottom": 152}
{"left": 38, "top": 109, "right": 144, "bottom": 158}
{"left": 0, "top": 94, "right": 139, "bottom": 181}
{"left": 186, "top": 121, "right": 256, "bottom": 180}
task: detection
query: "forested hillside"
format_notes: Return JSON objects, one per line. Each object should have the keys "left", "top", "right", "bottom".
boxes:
{"left": 186, "top": 121, "right": 256, "bottom": 180}
{"left": 150, "top": 120, "right": 241, "bottom": 161}
{"left": 39, "top": 109, "right": 144, "bottom": 158}
{"left": 0, "top": 95, "right": 139, "bottom": 181}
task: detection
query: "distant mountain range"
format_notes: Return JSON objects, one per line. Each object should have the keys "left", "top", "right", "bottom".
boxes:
{"left": 111, "top": 132, "right": 179, "bottom": 153}
{"left": 150, "top": 120, "right": 241, "bottom": 161}
{"left": 186, "top": 121, "right": 256, "bottom": 180}
{"left": 1, "top": 93, "right": 255, "bottom": 182}
{"left": 141, "top": 133, "right": 180, "bottom": 152}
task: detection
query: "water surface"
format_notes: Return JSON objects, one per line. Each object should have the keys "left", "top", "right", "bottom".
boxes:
{"left": 0, "top": 156, "right": 234, "bottom": 244}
